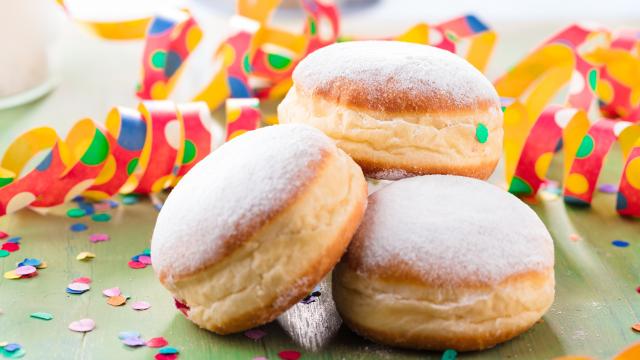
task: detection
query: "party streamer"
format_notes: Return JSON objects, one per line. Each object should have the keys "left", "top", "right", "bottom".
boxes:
{"left": 495, "top": 25, "right": 640, "bottom": 216}
{"left": 0, "top": 102, "right": 214, "bottom": 216}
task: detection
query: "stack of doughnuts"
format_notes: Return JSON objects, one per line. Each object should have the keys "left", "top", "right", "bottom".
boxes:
{"left": 151, "top": 40, "right": 555, "bottom": 352}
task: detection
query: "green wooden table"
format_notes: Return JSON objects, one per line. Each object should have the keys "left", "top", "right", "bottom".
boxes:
{"left": 1, "top": 17, "right": 640, "bottom": 360}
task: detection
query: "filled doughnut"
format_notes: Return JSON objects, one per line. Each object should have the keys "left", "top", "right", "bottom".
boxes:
{"left": 151, "top": 124, "right": 368, "bottom": 334}
{"left": 333, "top": 175, "right": 555, "bottom": 351}
{"left": 278, "top": 40, "right": 503, "bottom": 180}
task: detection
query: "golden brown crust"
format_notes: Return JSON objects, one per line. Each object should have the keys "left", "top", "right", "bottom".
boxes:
{"left": 297, "top": 82, "right": 499, "bottom": 117}
{"left": 157, "top": 147, "right": 332, "bottom": 283}
{"left": 355, "top": 156, "right": 499, "bottom": 181}
{"left": 210, "top": 177, "right": 368, "bottom": 334}
{"left": 333, "top": 265, "right": 555, "bottom": 351}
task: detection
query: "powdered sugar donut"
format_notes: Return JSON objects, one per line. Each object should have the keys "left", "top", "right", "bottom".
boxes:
{"left": 278, "top": 41, "right": 502, "bottom": 180}
{"left": 333, "top": 175, "right": 555, "bottom": 351}
{"left": 151, "top": 124, "right": 367, "bottom": 334}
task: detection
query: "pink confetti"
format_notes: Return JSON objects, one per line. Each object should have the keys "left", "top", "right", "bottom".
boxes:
{"left": 146, "top": 337, "right": 168, "bottom": 348}
{"left": 102, "top": 287, "right": 121, "bottom": 297}
{"left": 15, "top": 265, "right": 36, "bottom": 276}
{"left": 278, "top": 350, "right": 301, "bottom": 360}
{"left": 128, "top": 261, "right": 146, "bottom": 269}
{"left": 244, "top": 329, "right": 267, "bottom": 341}
{"left": 67, "top": 282, "right": 91, "bottom": 292}
{"left": 569, "top": 233, "right": 581, "bottom": 241}
{"left": 73, "top": 277, "right": 92, "bottom": 284}
{"left": 94, "top": 202, "right": 111, "bottom": 212}
{"left": 155, "top": 354, "right": 178, "bottom": 360}
{"left": 89, "top": 233, "right": 109, "bottom": 243}
{"left": 68, "top": 318, "right": 95, "bottom": 332}
{"left": 138, "top": 255, "right": 152, "bottom": 265}
{"left": 131, "top": 301, "right": 151, "bottom": 311}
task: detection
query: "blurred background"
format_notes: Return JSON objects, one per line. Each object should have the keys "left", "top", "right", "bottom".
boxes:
{"left": 1, "top": 0, "right": 639, "bottom": 148}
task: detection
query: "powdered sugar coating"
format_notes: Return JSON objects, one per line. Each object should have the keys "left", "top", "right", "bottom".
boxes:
{"left": 350, "top": 175, "right": 554, "bottom": 285}
{"left": 151, "top": 124, "right": 334, "bottom": 277}
{"left": 293, "top": 41, "right": 499, "bottom": 113}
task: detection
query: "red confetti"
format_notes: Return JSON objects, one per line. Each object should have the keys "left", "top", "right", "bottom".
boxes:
{"left": 636, "top": 286, "right": 640, "bottom": 294}
{"left": 128, "top": 261, "right": 146, "bottom": 269}
{"left": 20, "top": 272, "right": 39, "bottom": 279}
{"left": 155, "top": 354, "right": 178, "bottom": 360}
{"left": 0, "top": 231, "right": 8, "bottom": 239}
{"left": 1, "top": 242, "right": 19, "bottom": 252}
{"left": 278, "top": 350, "right": 301, "bottom": 360}
{"left": 146, "top": 337, "right": 169, "bottom": 348}
{"left": 174, "top": 298, "right": 190, "bottom": 317}
{"left": 73, "top": 277, "right": 92, "bottom": 284}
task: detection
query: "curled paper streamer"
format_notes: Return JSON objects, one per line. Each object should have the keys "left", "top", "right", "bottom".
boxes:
{"left": 496, "top": 24, "right": 640, "bottom": 217}
{"left": 135, "top": 2, "right": 496, "bottom": 112}
{"left": 225, "top": 98, "right": 261, "bottom": 141}
{"left": 0, "top": 101, "right": 215, "bottom": 216}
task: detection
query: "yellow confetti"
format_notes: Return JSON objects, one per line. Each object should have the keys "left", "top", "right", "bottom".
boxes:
{"left": 37, "top": 261, "right": 48, "bottom": 269}
{"left": 3, "top": 270, "right": 20, "bottom": 279}
{"left": 76, "top": 252, "right": 96, "bottom": 261}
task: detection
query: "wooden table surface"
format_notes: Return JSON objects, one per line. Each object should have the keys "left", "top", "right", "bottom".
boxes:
{"left": 1, "top": 11, "right": 640, "bottom": 360}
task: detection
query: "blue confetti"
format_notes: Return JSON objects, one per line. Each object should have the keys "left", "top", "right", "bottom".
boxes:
{"left": 70, "top": 223, "right": 88, "bottom": 232}
{"left": 612, "top": 240, "right": 629, "bottom": 248}
{"left": 18, "top": 258, "right": 41, "bottom": 267}
{"left": 159, "top": 347, "right": 179, "bottom": 355}
{"left": 7, "top": 236, "right": 21, "bottom": 243}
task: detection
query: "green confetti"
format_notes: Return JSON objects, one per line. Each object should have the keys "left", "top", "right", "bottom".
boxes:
{"left": 441, "top": 349, "right": 457, "bottom": 360}
{"left": 30, "top": 312, "right": 53, "bottom": 320}
{"left": 66, "top": 208, "right": 86, "bottom": 218}
{"left": 0, "top": 250, "right": 9, "bottom": 257}
{"left": 142, "top": 248, "right": 151, "bottom": 256}
{"left": 475, "top": 123, "right": 489, "bottom": 144}
{"left": 91, "top": 213, "right": 111, "bottom": 222}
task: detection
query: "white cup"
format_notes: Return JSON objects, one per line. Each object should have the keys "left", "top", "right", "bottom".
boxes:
{"left": 0, "top": 0, "right": 53, "bottom": 99}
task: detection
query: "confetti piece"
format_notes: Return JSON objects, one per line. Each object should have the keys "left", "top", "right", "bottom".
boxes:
{"left": 107, "top": 295, "right": 128, "bottom": 306}
{"left": 76, "top": 252, "right": 96, "bottom": 261}
{"left": 155, "top": 354, "right": 178, "bottom": 360}
{"left": 475, "top": 123, "right": 488, "bottom": 143}
{"left": 146, "top": 337, "right": 168, "bottom": 348}
{"left": 442, "top": 349, "right": 458, "bottom": 360}
{"left": 278, "top": 350, "right": 301, "bottom": 360}
{"left": 70, "top": 223, "right": 88, "bottom": 232}
{"left": 68, "top": 318, "right": 95, "bottom": 332}
{"left": 0, "top": 250, "right": 9, "bottom": 257}
{"left": 3, "top": 271, "right": 20, "bottom": 280}
{"left": 91, "top": 213, "right": 111, "bottom": 222}
{"left": 632, "top": 323, "right": 640, "bottom": 332}
{"left": 128, "top": 261, "right": 146, "bottom": 269}
{"left": 122, "top": 337, "right": 147, "bottom": 347}
{"left": 36, "top": 261, "right": 47, "bottom": 269}
{"left": 89, "top": 233, "right": 109, "bottom": 243}
{"left": 18, "top": 258, "right": 41, "bottom": 267}
{"left": 118, "top": 331, "right": 142, "bottom": 340}
{"left": 612, "top": 240, "right": 630, "bottom": 248}
{"left": 131, "top": 301, "right": 151, "bottom": 311}
{"left": 1, "top": 243, "right": 19, "bottom": 252}
{"left": 102, "top": 287, "right": 121, "bottom": 297}
{"left": 73, "top": 277, "right": 91, "bottom": 284}
{"left": 6, "top": 237, "right": 20, "bottom": 244}
{"left": 122, "top": 194, "right": 140, "bottom": 205}
{"left": 598, "top": 183, "right": 618, "bottom": 194}
{"left": 2, "top": 347, "right": 26, "bottom": 358}
{"left": 14, "top": 266, "right": 36, "bottom": 276}
{"left": 0, "top": 231, "right": 7, "bottom": 239}
{"left": 244, "top": 329, "right": 267, "bottom": 341}
{"left": 3, "top": 344, "right": 20, "bottom": 352}
{"left": 569, "top": 233, "right": 582, "bottom": 241}
{"left": 66, "top": 282, "right": 91, "bottom": 294}
{"left": 138, "top": 255, "right": 152, "bottom": 265}
{"left": 30, "top": 312, "right": 53, "bottom": 321}
{"left": 159, "top": 347, "right": 179, "bottom": 355}
{"left": 67, "top": 208, "right": 86, "bottom": 218}
{"left": 636, "top": 286, "right": 640, "bottom": 294}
